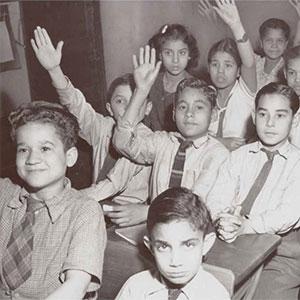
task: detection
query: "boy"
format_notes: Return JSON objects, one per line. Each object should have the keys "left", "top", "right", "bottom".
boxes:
{"left": 206, "top": 82, "right": 300, "bottom": 299}
{"left": 113, "top": 46, "right": 229, "bottom": 201}
{"left": 116, "top": 187, "right": 230, "bottom": 300}
{"left": 0, "top": 101, "right": 106, "bottom": 299}
{"left": 31, "top": 26, "right": 152, "bottom": 227}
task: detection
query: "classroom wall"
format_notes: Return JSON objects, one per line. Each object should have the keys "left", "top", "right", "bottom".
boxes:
{"left": 0, "top": 1, "right": 31, "bottom": 118}
{"left": 100, "top": 0, "right": 298, "bottom": 86}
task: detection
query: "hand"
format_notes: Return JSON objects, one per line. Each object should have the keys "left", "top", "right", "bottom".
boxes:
{"left": 219, "top": 137, "right": 246, "bottom": 151}
{"left": 213, "top": 0, "right": 241, "bottom": 29}
{"left": 133, "top": 45, "right": 161, "bottom": 94}
{"left": 289, "top": 0, "right": 300, "bottom": 18}
{"left": 31, "top": 26, "right": 63, "bottom": 71}
{"left": 197, "top": 0, "right": 219, "bottom": 23}
{"left": 105, "top": 201, "right": 149, "bottom": 227}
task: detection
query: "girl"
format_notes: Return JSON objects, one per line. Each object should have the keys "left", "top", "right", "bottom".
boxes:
{"left": 146, "top": 24, "right": 199, "bottom": 131}
{"left": 199, "top": 0, "right": 256, "bottom": 151}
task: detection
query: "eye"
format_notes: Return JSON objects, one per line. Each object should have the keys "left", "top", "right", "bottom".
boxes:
{"left": 287, "top": 70, "right": 296, "bottom": 77}
{"left": 210, "top": 62, "right": 218, "bottom": 68}
{"left": 195, "top": 105, "right": 204, "bottom": 111}
{"left": 177, "top": 103, "right": 187, "bottom": 111}
{"left": 225, "top": 63, "right": 233, "bottom": 68}
{"left": 257, "top": 112, "right": 266, "bottom": 118}
{"left": 156, "top": 243, "right": 170, "bottom": 252}
{"left": 41, "top": 146, "right": 51, "bottom": 152}
{"left": 179, "top": 50, "right": 187, "bottom": 56}
{"left": 163, "top": 50, "right": 172, "bottom": 56}
{"left": 276, "top": 113, "right": 286, "bottom": 119}
{"left": 17, "top": 147, "right": 28, "bottom": 153}
{"left": 184, "top": 240, "right": 196, "bottom": 248}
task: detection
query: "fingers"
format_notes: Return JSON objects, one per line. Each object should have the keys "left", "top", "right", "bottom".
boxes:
{"left": 30, "top": 38, "right": 38, "bottom": 53}
{"left": 34, "top": 27, "right": 42, "bottom": 48}
{"left": 36, "top": 26, "right": 47, "bottom": 46}
{"left": 41, "top": 27, "right": 52, "bottom": 45}
{"left": 139, "top": 46, "right": 144, "bottom": 65}
{"left": 56, "top": 41, "right": 64, "bottom": 53}
{"left": 132, "top": 54, "right": 138, "bottom": 69}
{"left": 150, "top": 47, "right": 156, "bottom": 68}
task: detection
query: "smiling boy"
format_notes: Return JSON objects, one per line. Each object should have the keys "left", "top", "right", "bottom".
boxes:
{"left": 115, "top": 187, "right": 230, "bottom": 300}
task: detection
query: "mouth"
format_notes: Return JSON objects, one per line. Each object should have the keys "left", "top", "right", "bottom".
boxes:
{"left": 264, "top": 131, "right": 277, "bottom": 136}
{"left": 166, "top": 272, "right": 187, "bottom": 278}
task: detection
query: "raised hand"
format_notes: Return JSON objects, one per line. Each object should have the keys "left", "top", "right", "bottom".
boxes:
{"left": 289, "top": 0, "right": 300, "bottom": 18}
{"left": 213, "top": 0, "right": 241, "bottom": 29}
{"left": 133, "top": 45, "right": 161, "bottom": 94}
{"left": 197, "top": 0, "right": 219, "bottom": 23}
{"left": 31, "top": 26, "right": 63, "bottom": 71}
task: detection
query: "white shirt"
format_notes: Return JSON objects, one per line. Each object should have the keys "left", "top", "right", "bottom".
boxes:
{"left": 206, "top": 141, "right": 300, "bottom": 234}
{"left": 115, "top": 268, "right": 230, "bottom": 300}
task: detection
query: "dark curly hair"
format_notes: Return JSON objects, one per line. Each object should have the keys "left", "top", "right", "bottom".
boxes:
{"left": 149, "top": 23, "right": 199, "bottom": 70}
{"left": 259, "top": 18, "right": 290, "bottom": 41}
{"left": 9, "top": 101, "right": 79, "bottom": 151}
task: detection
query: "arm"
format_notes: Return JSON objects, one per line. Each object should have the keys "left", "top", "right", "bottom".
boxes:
{"left": 213, "top": 0, "right": 256, "bottom": 93}
{"left": 289, "top": 0, "right": 300, "bottom": 46}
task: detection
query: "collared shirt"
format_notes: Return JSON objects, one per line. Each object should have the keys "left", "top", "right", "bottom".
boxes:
{"left": 113, "top": 121, "right": 229, "bottom": 201}
{"left": 55, "top": 79, "right": 151, "bottom": 203}
{"left": 206, "top": 141, "right": 300, "bottom": 234}
{"left": 0, "top": 177, "right": 106, "bottom": 300}
{"left": 255, "top": 54, "right": 284, "bottom": 91}
{"left": 209, "top": 77, "right": 255, "bottom": 139}
{"left": 115, "top": 268, "right": 230, "bottom": 300}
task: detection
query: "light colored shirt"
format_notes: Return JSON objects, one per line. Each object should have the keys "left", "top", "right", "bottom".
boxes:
{"left": 255, "top": 54, "right": 284, "bottom": 91}
{"left": 115, "top": 268, "right": 230, "bottom": 300}
{"left": 113, "top": 121, "right": 229, "bottom": 201}
{"left": 55, "top": 79, "right": 152, "bottom": 203}
{"left": 0, "top": 177, "right": 106, "bottom": 300}
{"left": 209, "top": 77, "right": 255, "bottom": 139}
{"left": 206, "top": 141, "right": 300, "bottom": 234}
{"left": 289, "top": 107, "right": 300, "bottom": 148}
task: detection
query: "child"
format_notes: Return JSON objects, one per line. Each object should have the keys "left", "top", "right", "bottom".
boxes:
{"left": 206, "top": 82, "right": 300, "bottom": 300}
{"left": 146, "top": 24, "right": 199, "bottom": 132}
{"left": 116, "top": 187, "right": 230, "bottom": 300}
{"left": 113, "top": 45, "right": 229, "bottom": 201}
{"left": 198, "top": 0, "right": 257, "bottom": 151}
{"left": 31, "top": 26, "right": 152, "bottom": 227}
{"left": 0, "top": 101, "right": 106, "bottom": 299}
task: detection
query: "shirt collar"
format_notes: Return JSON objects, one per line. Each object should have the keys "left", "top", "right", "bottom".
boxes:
{"left": 8, "top": 178, "right": 72, "bottom": 224}
{"left": 248, "top": 140, "right": 289, "bottom": 159}
{"left": 170, "top": 133, "right": 209, "bottom": 149}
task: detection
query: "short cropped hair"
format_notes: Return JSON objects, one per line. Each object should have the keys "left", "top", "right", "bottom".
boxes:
{"left": 106, "top": 73, "right": 135, "bottom": 104}
{"left": 259, "top": 18, "right": 290, "bottom": 41}
{"left": 284, "top": 45, "right": 300, "bottom": 65}
{"left": 149, "top": 23, "right": 199, "bottom": 69}
{"left": 9, "top": 101, "right": 79, "bottom": 150}
{"left": 255, "top": 82, "right": 299, "bottom": 115}
{"left": 175, "top": 78, "right": 217, "bottom": 108}
{"left": 147, "top": 187, "right": 213, "bottom": 237}
{"left": 208, "top": 37, "right": 242, "bottom": 69}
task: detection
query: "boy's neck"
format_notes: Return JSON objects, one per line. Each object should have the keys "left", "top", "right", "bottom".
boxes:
{"left": 164, "top": 71, "right": 187, "bottom": 93}
{"left": 259, "top": 138, "right": 288, "bottom": 152}
{"left": 217, "top": 83, "right": 235, "bottom": 107}
{"left": 264, "top": 56, "right": 281, "bottom": 74}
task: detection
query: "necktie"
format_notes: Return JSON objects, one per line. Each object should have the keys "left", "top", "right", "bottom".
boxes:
{"left": 96, "top": 140, "right": 121, "bottom": 183}
{"left": 168, "top": 138, "right": 193, "bottom": 188}
{"left": 241, "top": 149, "right": 278, "bottom": 216}
{"left": 168, "top": 288, "right": 182, "bottom": 300}
{"left": 2, "top": 197, "right": 46, "bottom": 290}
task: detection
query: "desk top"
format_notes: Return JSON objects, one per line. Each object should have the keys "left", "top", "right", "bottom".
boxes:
{"left": 99, "top": 227, "right": 281, "bottom": 299}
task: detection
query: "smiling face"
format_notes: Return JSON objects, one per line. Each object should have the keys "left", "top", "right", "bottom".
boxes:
{"left": 174, "top": 87, "right": 214, "bottom": 140}
{"left": 16, "top": 122, "right": 76, "bottom": 198}
{"left": 161, "top": 39, "right": 189, "bottom": 76}
{"left": 254, "top": 93, "right": 295, "bottom": 151}
{"left": 286, "top": 57, "right": 300, "bottom": 97}
{"left": 208, "top": 51, "right": 239, "bottom": 90}
{"left": 149, "top": 220, "right": 204, "bottom": 286}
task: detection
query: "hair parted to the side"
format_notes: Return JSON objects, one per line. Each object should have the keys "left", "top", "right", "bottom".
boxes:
{"left": 175, "top": 78, "right": 217, "bottom": 108}
{"left": 149, "top": 23, "right": 199, "bottom": 69}
{"left": 9, "top": 101, "right": 79, "bottom": 150}
{"left": 106, "top": 73, "right": 136, "bottom": 104}
{"left": 255, "top": 82, "right": 299, "bottom": 115}
{"left": 259, "top": 18, "right": 290, "bottom": 41}
{"left": 284, "top": 45, "right": 300, "bottom": 65}
{"left": 208, "top": 37, "right": 242, "bottom": 68}
{"left": 147, "top": 187, "right": 213, "bottom": 237}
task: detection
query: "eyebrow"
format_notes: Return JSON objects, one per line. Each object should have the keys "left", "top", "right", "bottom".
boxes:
{"left": 163, "top": 47, "right": 188, "bottom": 51}
{"left": 257, "top": 107, "right": 289, "bottom": 113}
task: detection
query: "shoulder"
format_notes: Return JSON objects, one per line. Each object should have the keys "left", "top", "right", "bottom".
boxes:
{"left": 0, "top": 178, "right": 22, "bottom": 201}
{"left": 235, "top": 77, "right": 256, "bottom": 99}
{"left": 207, "top": 136, "right": 229, "bottom": 152}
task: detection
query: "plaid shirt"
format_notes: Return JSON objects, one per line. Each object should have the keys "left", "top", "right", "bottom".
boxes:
{"left": 0, "top": 178, "right": 106, "bottom": 299}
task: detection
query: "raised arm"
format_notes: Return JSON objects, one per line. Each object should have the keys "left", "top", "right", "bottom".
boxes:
{"left": 31, "top": 26, "right": 67, "bottom": 89}
{"left": 289, "top": 0, "right": 300, "bottom": 46}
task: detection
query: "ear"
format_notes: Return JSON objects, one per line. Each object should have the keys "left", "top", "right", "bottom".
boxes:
{"left": 283, "top": 68, "right": 287, "bottom": 80}
{"left": 145, "top": 101, "right": 153, "bottom": 116}
{"left": 172, "top": 106, "right": 176, "bottom": 122}
{"left": 143, "top": 235, "right": 153, "bottom": 254}
{"left": 251, "top": 110, "right": 256, "bottom": 126}
{"left": 106, "top": 103, "right": 114, "bottom": 117}
{"left": 236, "top": 67, "right": 241, "bottom": 78}
{"left": 292, "top": 113, "right": 300, "bottom": 129}
{"left": 202, "top": 232, "right": 216, "bottom": 256}
{"left": 66, "top": 147, "right": 78, "bottom": 167}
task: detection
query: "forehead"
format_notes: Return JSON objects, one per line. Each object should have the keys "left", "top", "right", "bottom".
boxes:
{"left": 257, "top": 93, "right": 292, "bottom": 111}
{"left": 151, "top": 220, "right": 203, "bottom": 242}
{"left": 162, "top": 39, "right": 188, "bottom": 50}
{"left": 210, "top": 51, "right": 236, "bottom": 63}
{"left": 111, "top": 84, "right": 132, "bottom": 99}
{"left": 263, "top": 28, "right": 286, "bottom": 39}
{"left": 177, "top": 87, "right": 211, "bottom": 104}
{"left": 287, "top": 57, "right": 300, "bottom": 70}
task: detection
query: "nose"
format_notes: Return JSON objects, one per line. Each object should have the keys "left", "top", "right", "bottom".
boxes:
{"left": 170, "top": 250, "right": 182, "bottom": 267}
{"left": 172, "top": 52, "right": 179, "bottom": 63}
{"left": 217, "top": 64, "right": 225, "bottom": 74}
{"left": 185, "top": 107, "right": 193, "bottom": 117}
{"left": 25, "top": 149, "right": 41, "bottom": 165}
{"left": 266, "top": 115, "right": 275, "bottom": 127}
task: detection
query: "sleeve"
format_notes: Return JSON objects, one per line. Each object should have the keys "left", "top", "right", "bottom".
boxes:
{"left": 205, "top": 153, "right": 241, "bottom": 220}
{"left": 61, "top": 200, "right": 107, "bottom": 292}
{"left": 113, "top": 118, "right": 162, "bottom": 165}
{"left": 54, "top": 77, "right": 109, "bottom": 146}
{"left": 193, "top": 145, "right": 230, "bottom": 201}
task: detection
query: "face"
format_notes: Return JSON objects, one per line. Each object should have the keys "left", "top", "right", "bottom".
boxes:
{"left": 254, "top": 93, "right": 295, "bottom": 151}
{"left": 261, "top": 29, "right": 288, "bottom": 61}
{"left": 208, "top": 51, "right": 239, "bottom": 90}
{"left": 106, "top": 84, "right": 132, "bottom": 119}
{"left": 286, "top": 57, "right": 300, "bottom": 97}
{"left": 161, "top": 39, "right": 189, "bottom": 76}
{"left": 16, "top": 122, "right": 76, "bottom": 198}
{"left": 174, "top": 87, "right": 214, "bottom": 140}
{"left": 149, "top": 220, "right": 204, "bottom": 286}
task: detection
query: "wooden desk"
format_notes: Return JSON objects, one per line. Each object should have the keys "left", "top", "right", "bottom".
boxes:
{"left": 99, "top": 227, "right": 281, "bottom": 300}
